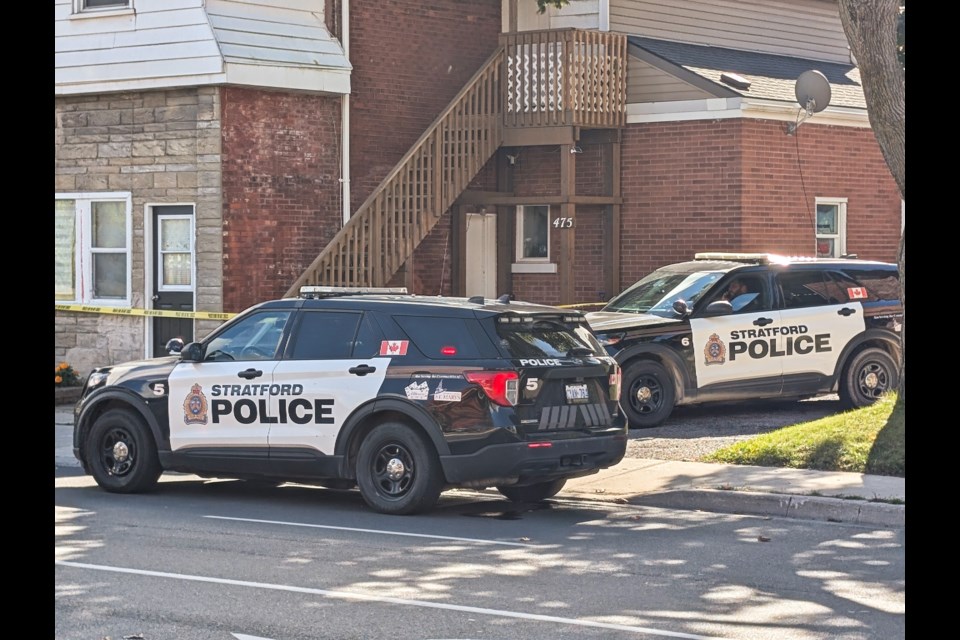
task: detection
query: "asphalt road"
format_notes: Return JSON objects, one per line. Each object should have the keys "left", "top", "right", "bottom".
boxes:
{"left": 56, "top": 461, "right": 904, "bottom": 640}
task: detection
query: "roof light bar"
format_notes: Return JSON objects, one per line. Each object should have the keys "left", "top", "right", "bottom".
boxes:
{"left": 298, "top": 286, "right": 408, "bottom": 299}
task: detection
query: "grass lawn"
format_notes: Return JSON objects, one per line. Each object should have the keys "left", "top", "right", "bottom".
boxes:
{"left": 701, "top": 392, "right": 904, "bottom": 477}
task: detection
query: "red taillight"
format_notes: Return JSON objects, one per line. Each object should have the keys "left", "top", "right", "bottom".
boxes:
{"left": 609, "top": 365, "right": 622, "bottom": 402}
{"left": 440, "top": 346, "right": 457, "bottom": 356}
{"left": 464, "top": 371, "right": 519, "bottom": 406}
{"left": 527, "top": 442, "right": 553, "bottom": 449}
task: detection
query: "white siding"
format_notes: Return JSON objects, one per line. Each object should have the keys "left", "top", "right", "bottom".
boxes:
{"left": 55, "top": 0, "right": 350, "bottom": 96}
{"left": 510, "top": 0, "right": 600, "bottom": 32}
{"left": 609, "top": 0, "right": 850, "bottom": 64}
{"left": 627, "top": 57, "right": 712, "bottom": 103}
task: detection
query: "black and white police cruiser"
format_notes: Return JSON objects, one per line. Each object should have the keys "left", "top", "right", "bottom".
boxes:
{"left": 73, "top": 287, "right": 626, "bottom": 514}
{"left": 586, "top": 252, "right": 902, "bottom": 428}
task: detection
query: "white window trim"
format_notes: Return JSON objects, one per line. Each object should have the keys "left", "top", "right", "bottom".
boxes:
{"left": 511, "top": 262, "right": 558, "bottom": 274}
{"left": 56, "top": 192, "right": 133, "bottom": 306}
{"left": 71, "top": 0, "right": 134, "bottom": 19}
{"left": 815, "top": 197, "right": 847, "bottom": 258}
{"left": 515, "top": 204, "right": 551, "bottom": 264}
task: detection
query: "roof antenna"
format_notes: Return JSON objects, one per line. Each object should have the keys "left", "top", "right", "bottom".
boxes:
{"left": 497, "top": 294, "right": 512, "bottom": 304}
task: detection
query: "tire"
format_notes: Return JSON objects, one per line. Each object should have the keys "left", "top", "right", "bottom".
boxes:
{"left": 839, "top": 347, "right": 899, "bottom": 408}
{"left": 497, "top": 478, "right": 567, "bottom": 503}
{"left": 84, "top": 408, "right": 162, "bottom": 494}
{"left": 356, "top": 422, "right": 443, "bottom": 515}
{"left": 622, "top": 361, "right": 676, "bottom": 429}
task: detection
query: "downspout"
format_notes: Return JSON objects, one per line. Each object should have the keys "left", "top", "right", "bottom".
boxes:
{"left": 341, "top": 0, "right": 351, "bottom": 225}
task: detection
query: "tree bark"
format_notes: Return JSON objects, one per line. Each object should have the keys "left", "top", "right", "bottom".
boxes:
{"left": 837, "top": 0, "right": 905, "bottom": 402}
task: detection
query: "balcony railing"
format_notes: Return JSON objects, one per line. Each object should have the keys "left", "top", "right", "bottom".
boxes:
{"left": 501, "top": 29, "right": 627, "bottom": 129}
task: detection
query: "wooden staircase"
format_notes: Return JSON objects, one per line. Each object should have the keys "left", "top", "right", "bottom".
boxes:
{"left": 285, "top": 49, "right": 505, "bottom": 295}
{"left": 285, "top": 29, "right": 626, "bottom": 296}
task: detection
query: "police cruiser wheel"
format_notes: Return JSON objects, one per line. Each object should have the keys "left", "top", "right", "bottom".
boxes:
{"left": 85, "top": 408, "right": 162, "bottom": 494}
{"left": 622, "top": 361, "right": 676, "bottom": 429}
{"left": 839, "top": 347, "right": 899, "bottom": 408}
{"left": 497, "top": 478, "right": 567, "bottom": 503}
{"left": 356, "top": 422, "right": 443, "bottom": 515}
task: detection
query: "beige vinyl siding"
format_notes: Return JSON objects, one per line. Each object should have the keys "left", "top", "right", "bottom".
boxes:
{"left": 610, "top": 0, "right": 850, "bottom": 64}
{"left": 627, "top": 57, "right": 712, "bottom": 103}
{"left": 515, "top": 0, "right": 600, "bottom": 31}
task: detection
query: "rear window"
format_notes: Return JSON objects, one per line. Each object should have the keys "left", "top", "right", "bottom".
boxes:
{"left": 495, "top": 317, "right": 604, "bottom": 358}
{"left": 393, "top": 316, "right": 484, "bottom": 359}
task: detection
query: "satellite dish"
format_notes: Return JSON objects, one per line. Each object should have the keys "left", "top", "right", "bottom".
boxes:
{"left": 795, "top": 70, "right": 831, "bottom": 113}
{"left": 787, "top": 70, "right": 831, "bottom": 134}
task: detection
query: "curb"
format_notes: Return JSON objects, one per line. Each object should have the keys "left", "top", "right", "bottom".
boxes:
{"left": 606, "top": 489, "right": 905, "bottom": 528}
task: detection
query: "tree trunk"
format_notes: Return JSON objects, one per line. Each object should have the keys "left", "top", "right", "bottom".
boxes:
{"left": 837, "top": 0, "right": 905, "bottom": 403}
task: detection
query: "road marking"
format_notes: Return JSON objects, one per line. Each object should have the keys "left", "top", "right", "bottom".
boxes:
{"left": 204, "top": 515, "right": 543, "bottom": 547}
{"left": 232, "top": 635, "right": 275, "bottom": 640}
{"left": 57, "top": 561, "right": 721, "bottom": 639}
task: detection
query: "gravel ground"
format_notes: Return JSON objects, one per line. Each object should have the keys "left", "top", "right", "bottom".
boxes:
{"left": 625, "top": 394, "right": 844, "bottom": 461}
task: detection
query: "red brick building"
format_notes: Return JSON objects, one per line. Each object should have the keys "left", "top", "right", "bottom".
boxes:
{"left": 55, "top": 0, "right": 901, "bottom": 373}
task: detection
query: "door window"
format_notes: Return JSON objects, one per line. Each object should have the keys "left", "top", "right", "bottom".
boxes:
{"left": 287, "top": 311, "right": 362, "bottom": 360}
{"left": 204, "top": 311, "right": 291, "bottom": 361}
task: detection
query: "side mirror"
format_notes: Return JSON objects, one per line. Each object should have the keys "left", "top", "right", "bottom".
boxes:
{"left": 180, "top": 342, "right": 203, "bottom": 362}
{"left": 165, "top": 337, "right": 184, "bottom": 354}
{"left": 701, "top": 300, "right": 733, "bottom": 317}
{"left": 672, "top": 299, "right": 690, "bottom": 316}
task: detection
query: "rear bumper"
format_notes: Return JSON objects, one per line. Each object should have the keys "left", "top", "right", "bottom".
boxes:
{"left": 439, "top": 431, "right": 628, "bottom": 486}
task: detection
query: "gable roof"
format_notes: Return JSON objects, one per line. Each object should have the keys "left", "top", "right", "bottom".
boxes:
{"left": 628, "top": 36, "right": 865, "bottom": 110}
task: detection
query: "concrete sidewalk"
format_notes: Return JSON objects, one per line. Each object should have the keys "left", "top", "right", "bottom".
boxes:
{"left": 56, "top": 404, "right": 904, "bottom": 528}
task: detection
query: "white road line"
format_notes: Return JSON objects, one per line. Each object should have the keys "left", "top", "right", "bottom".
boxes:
{"left": 57, "top": 560, "right": 722, "bottom": 639}
{"left": 204, "top": 515, "right": 543, "bottom": 547}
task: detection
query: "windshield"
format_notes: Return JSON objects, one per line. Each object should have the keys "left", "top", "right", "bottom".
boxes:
{"left": 603, "top": 269, "right": 725, "bottom": 317}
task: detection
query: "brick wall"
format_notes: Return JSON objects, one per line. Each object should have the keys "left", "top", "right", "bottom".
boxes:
{"left": 55, "top": 88, "right": 223, "bottom": 374}
{"left": 220, "top": 87, "right": 342, "bottom": 311}
{"left": 348, "top": 0, "right": 501, "bottom": 212}
{"left": 618, "top": 119, "right": 901, "bottom": 288}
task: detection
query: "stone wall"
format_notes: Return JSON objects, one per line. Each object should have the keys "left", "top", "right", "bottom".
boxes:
{"left": 55, "top": 88, "right": 223, "bottom": 376}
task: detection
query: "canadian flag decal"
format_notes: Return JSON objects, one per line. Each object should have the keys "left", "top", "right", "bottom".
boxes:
{"left": 847, "top": 287, "right": 868, "bottom": 300}
{"left": 379, "top": 340, "right": 409, "bottom": 356}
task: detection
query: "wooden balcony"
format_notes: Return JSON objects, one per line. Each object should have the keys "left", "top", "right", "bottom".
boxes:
{"left": 501, "top": 29, "right": 626, "bottom": 145}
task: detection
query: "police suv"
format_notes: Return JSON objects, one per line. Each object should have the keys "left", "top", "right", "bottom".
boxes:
{"left": 73, "top": 288, "right": 626, "bottom": 515}
{"left": 585, "top": 253, "right": 902, "bottom": 428}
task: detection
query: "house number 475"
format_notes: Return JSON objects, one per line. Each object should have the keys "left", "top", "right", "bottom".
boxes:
{"left": 552, "top": 217, "right": 574, "bottom": 228}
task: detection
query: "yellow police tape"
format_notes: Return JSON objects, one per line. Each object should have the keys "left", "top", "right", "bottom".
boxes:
{"left": 55, "top": 304, "right": 237, "bottom": 321}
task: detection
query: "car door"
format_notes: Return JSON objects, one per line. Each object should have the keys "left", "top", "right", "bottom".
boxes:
{"left": 167, "top": 309, "right": 292, "bottom": 452}
{"left": 267, "top": 310, "right": 389, "bottom": 461}
{"left": 689, "top": 272, "right": 784, "bottom": 395}
{"left": 776, "top": 269, "right": 866, "bottom": 390}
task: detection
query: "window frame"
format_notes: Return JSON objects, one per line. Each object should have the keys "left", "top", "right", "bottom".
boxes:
{"left": 71, "top": 0, "right": 134, "bottom": 18}
{"left": 156, "top": 213, "right": 195, "bottom": 293}
{"left": 815, "top": 197, "right": 847, "bottom": 258}
{"left": 55, "top": 192, "right": 133, "bottom": 306}
{"left": 514, "top": 204, "right": 551, "bottom": 263}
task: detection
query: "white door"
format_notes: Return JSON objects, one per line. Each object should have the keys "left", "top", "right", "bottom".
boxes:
{"left": 465, "top": 213, "right": 497, "bottom": 298}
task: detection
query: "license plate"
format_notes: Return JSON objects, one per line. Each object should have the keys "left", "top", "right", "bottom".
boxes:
{"left": 565, "top": 383, "right": 589, "bottom": 404}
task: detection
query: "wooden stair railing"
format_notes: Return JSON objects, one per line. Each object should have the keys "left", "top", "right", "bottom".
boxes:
{"left": 285, "top": 48, "right": 505, "bottom": 295}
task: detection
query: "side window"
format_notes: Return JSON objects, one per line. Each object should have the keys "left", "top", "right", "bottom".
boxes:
{"left": 837, "top": 268, "right": 901, "bottom": 303}
{"left": 711, "top": 274, "right": 771, "bottom": 314}
{"left": 393, "top": 316, "right": 483, "bottom": 359}
{"left": 204, "top": 310, "right": 291, "bottom": 361}
{"left": 352, "top": 313, "right": 385, "bottom": 358}
{"left": 778, "top": 271, "right": 832, "bottom": 309}
{"left": 287, "top": 311, "right": 362, "bottom": 360}
{"left": 516, "top": 205, "right": 550, "bottom": 262}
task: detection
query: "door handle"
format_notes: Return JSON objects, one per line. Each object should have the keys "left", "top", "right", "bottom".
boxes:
{"left": 349, "top": 364, "right": 377, "bottom": 376}
{"left": 838, "top": 307, "right": 858, "bottom": 316}
{"left": 753, "top": 317, "right": 774, "bottom": 326}
{"left": 238, "top": 368, "right": 263, "bottom": 379}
